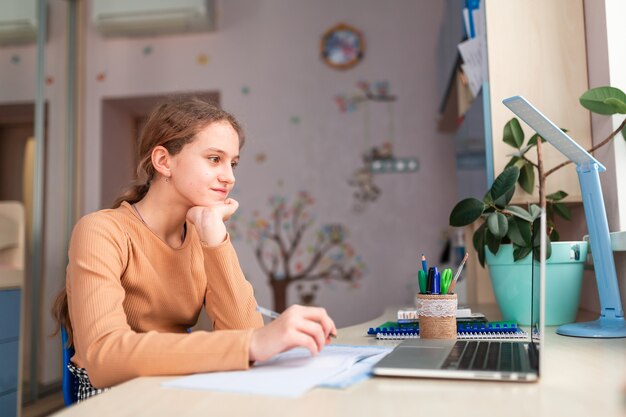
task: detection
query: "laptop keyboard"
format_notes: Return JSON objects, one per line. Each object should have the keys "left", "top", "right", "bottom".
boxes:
{"left": 441, "top": 341, "right": 523, "bottom": 372}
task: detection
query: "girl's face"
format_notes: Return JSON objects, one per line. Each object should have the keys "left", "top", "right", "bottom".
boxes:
{"left": 168, "top": 120, "right": 240, "bottom": 207}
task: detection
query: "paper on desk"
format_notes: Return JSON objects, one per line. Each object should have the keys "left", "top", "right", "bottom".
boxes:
{"left": 319, "top": 349, "right": 391, "bottom": 389}
{"left": 162, "top": 345, "right": 392, "bottom": 398}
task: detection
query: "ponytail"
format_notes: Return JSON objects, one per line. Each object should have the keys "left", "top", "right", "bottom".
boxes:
{"left": 51, "top": 287, "right": 72, "bottom": 347}
{"left": 111, "top": 182, "right": 150, "bottom": 209}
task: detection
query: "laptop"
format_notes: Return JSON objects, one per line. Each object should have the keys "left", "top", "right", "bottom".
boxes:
{"left": 372, "top": 188, "right": 547, "bottom": 383}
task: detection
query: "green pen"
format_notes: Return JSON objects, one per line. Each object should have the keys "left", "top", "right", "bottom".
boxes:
{"left": 441, "top": 268, "right": 453, "bottom": 294}
{"left": 418, "top": 270, "right": 427, "bottom": 294}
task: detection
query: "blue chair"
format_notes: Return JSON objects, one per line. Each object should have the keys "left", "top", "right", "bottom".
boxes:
{"left": 61, "top": 327, "right": 78, "bottom": 405}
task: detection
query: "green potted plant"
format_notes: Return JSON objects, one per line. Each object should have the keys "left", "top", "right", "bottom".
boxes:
{"left": 449, "top": 86, "right": 626, "bottom": 325}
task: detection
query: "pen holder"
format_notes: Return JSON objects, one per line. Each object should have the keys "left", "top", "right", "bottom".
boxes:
{"left": 416, "top": 293, "right": 457, "bottom": 339}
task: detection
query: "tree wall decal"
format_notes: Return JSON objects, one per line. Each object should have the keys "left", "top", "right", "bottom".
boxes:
{"left": 247, "top": 191, "right": 366, "bottom": 312}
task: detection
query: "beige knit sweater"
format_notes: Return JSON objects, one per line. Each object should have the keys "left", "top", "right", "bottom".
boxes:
{"left": 66, "top": 201, "right": 263, "bottom": 388}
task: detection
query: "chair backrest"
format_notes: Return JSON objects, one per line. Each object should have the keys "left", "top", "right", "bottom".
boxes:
{"left": 61, "top": 327, "right": 78, "bottom": 405}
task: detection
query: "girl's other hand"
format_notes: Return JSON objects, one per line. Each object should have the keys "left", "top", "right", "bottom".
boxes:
{"left": 248, "top": 305, "right": 337, "bottom": 362}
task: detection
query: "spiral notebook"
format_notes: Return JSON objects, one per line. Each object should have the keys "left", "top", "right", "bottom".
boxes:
{"left": 368, "top": 321, "right": 528, "bottom": 340}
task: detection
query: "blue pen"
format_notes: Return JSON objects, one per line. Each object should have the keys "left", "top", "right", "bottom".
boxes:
{"left": 432, "top": 269, "right": 441, "bottom": 294}
{"left": 421, "top": 254, "right": 428, "bottom": 273}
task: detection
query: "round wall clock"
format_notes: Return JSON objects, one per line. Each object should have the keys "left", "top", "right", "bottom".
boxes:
{"left": 320, "top": 23, "right": 364, "bottom": 70}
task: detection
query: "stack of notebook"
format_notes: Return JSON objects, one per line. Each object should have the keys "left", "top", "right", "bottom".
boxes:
{"left": 368, "top": 320, "right": 528, "bottom": 340}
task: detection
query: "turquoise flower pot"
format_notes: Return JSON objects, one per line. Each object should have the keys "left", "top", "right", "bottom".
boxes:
{"left": 485, "top": 242, "right": 588, "bottom": 326}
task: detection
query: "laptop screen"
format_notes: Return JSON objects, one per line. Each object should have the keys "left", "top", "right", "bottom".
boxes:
{"left": 530, "top": 210, "right": 546, "bottom": 374}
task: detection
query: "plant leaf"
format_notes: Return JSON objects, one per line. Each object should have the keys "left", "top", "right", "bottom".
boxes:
{"left": 485, "top": 229, "right": 501, "bottom": 255}
{"left": 518, "top": 163, "right": 535, "bottom": 194}
{"left": 507, "top": 145, "right": 533, "bottom": 158}
{"left": 473, "top": 223, "right": 487, "bottom": 268}
{"left": 546, "top": 190, "right": 568, "bottom": 201}
{"left": 506, "top": 205, "right": 533, "bottom": 222}
{"left": 487, "top": 212, "right": 508, "bottom": 238}
{"left": 547, "top": 234, "right": 552, "bottom": 259}
{"left": 449, "top": 198, "right": 485, "bottom": 227}
{"left": 552, "top": 202, "right": 572, "bottom": 220}
{"left": 527, "top": 133, "right": 545, "bottom": 146}
{"left": 509, "top": 216, "right": 532, "bottom": 245}
{"left": 483, "top": 190, "right": 494, "bottom": 205}
{"left": 529, "top": 204, "right": 542, "bottom": 221}
{"left": 580, "top": 86, "right": 626, "bottom": 115}
{"left": 503, "top": 118, "right": 525, "bottom": 148}
{"left": 532, "top": 234, "right": 552, "bottom": 261}
{"left": 507, "top": 217, "right": 527, "bottom": 246}
{"left": 549, "top": 228, "right": 560, "bottom": 242}
{"left": 494, "top": 185, "right": 515, "bottom": 209}
{"left": 604, "top": 98, "right": 626, "bottom": 114}
{"left": 513, "top": 244, "right": 532, "bottom": 262}
{"left": 490, "top": 166, "right": 520, "bottom": 201}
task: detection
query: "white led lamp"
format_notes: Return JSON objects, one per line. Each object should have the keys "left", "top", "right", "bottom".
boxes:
{"left": 503, "top": 96, "right": 626, "bottom": 338}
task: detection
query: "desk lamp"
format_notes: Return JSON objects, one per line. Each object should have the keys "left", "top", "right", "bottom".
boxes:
{"left": 502, "top": 96, "right": 626, "bottom": 338}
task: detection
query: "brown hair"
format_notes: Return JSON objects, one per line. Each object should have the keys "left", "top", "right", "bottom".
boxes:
{"left": 113, "top": 96, "right": 245, "bottom": 208}
{"left": 52, "top": 97, "right": 245, "bottom": 347}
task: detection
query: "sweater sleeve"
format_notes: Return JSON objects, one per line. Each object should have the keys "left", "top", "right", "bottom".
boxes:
{"left": 67, "top": 214, "right": 258, "bottom": 388}
{"left": 201, "top": 235, "right": 264, "bottom": 331}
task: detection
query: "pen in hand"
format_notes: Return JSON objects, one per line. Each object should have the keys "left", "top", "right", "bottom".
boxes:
{"left": 256, "top": 305, "right": 280, "bottom": 319}
{"left": 256, "top": 306, "right": 337, "bottom": 338}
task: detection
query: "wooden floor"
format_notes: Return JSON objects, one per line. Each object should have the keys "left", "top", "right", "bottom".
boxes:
{"left": 21, "top": 391, "right": 65, "bottom": 417}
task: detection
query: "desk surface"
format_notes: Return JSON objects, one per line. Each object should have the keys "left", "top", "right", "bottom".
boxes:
{"left": 52, "top": 305, "right": 626, "bottom": 417}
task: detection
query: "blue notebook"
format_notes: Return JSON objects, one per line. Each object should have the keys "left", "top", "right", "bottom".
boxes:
{"left": 368, "top": 321, "right": 528, "bottom": 340}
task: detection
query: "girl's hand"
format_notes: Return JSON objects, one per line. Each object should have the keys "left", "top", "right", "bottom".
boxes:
{"left": 248, "top": 305, "right": 337, "bottom": 362}
{"left": 186, "top": 198, "right": 239, "bottom": 246}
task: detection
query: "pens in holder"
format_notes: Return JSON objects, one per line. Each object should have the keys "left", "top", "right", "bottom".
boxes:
{"left": 441, "top": 268, "right": 453, "bottom": 294}
{"left": 426, "top": 267, "right": 434, "bottom": 293}
{"left": 448, "top": 252, "right": 469, "bottom": 293}
{"left": 256, "top": 306, "right": 337, "bottom": 338}
{"left": 432, "top": 270, "right": 441, "bottom": 294}
{"left": 418, "top": 270, "right": 427, "bottom": 294}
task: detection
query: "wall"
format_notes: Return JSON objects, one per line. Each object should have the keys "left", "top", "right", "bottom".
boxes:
{"left": 83, "top": 0, "right": 457, "bottom": 329}
{"left": 100, "top": 101, "right": 135, "bottom": 207}
{"left": 583, "top": 0, "right": 626, "bottom": 314}
{"left": 2, "top": 0, "right": 459, "bottom": 385}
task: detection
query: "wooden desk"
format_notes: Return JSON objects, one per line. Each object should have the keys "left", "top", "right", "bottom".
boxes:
{"left": 52, "top": 306, "right": 626, "bottom": 417}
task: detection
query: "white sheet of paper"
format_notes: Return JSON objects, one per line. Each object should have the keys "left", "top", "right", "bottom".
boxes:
{"left": 319, "top": 350, "right": 391, "bottom": 389}
{"left": 162, "top": 345, "right": 392, "bottom": 398}
{"left": 458, "top": 37, "right": 483, "bottom": 97}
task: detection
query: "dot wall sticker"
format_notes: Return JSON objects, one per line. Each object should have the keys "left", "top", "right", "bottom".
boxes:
{"left": 196, "top": 54, "right": 209, "bottom": 65}
{"left": 290, "top": 116, "right": 301, "bottom": 125}
{"left": 11, "top": 55, "right": 20, "bottom": 64}
{"left": 45, "top": 76, "right": 54, "bottom": 86}
{"left": 96, "top": 72, "right": 106, "bottom": 82}
{"left": 143, "top": 46, "right": 153, "bottom": 55}
{"left": 241, "top": 86, "right": 250, "bottom": 95}
{"left": 255, "top": 153, "right": 267, "bottom": 163}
